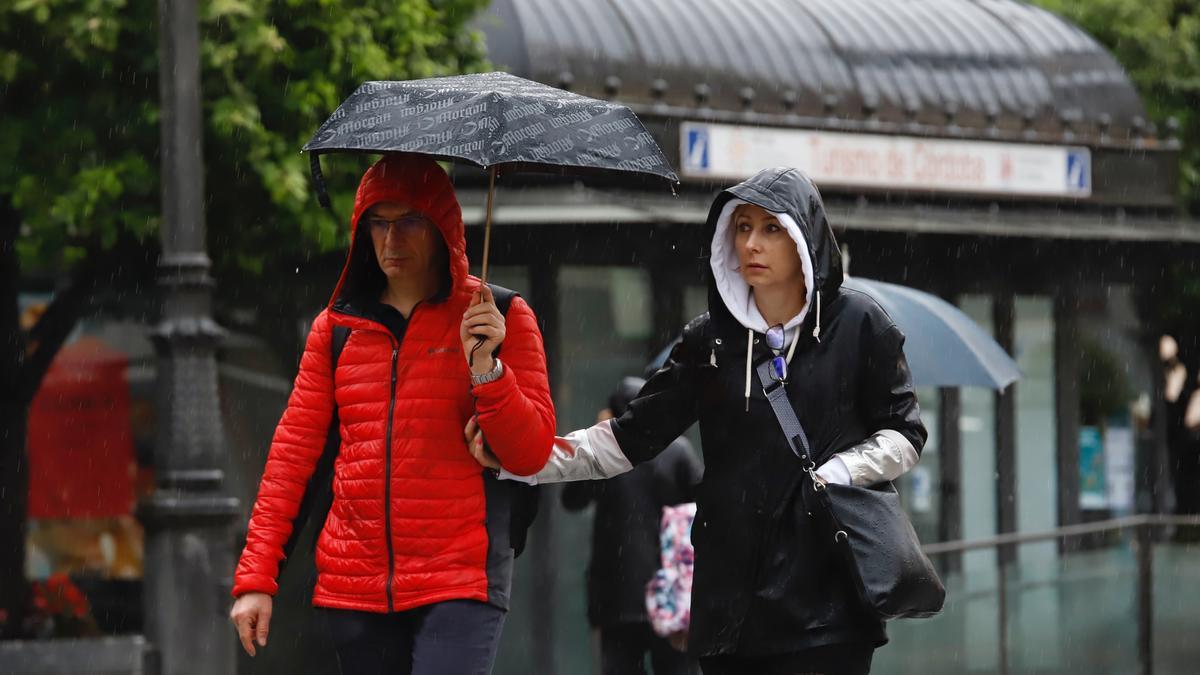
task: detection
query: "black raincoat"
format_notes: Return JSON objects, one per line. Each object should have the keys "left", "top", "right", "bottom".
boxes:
{"left": 609, "top": 168, "right": 927, "bottom": 657}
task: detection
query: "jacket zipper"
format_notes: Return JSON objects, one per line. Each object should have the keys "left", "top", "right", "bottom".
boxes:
{"left": 327, "top": 302, "right": 433, "bottom": 611}
{"left": 384, "top": 345, "right": 398, "bottom": 612}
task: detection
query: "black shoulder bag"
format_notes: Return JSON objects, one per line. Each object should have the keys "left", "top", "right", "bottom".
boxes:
{"left": 755, "top": 360, "right": 945, "bottom": 620}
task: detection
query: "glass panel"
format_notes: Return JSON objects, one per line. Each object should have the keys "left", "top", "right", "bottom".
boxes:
{"left": 1155, "top": 542, "right": 1200, "bottom": 670}
{"left": 1013, "top": 296, "right": 1061, "bottom": 670}
{"left": 958, "top": 294, "right": 997, "bottom": 546}
{"left": 1041, "top": 545, "right": 1137, "bottom": 674}
{"left": 1077, "top": 284, "right": 1144, "bottom": 518}
{"left": 960, "top": 537, "right": 1200, "bottom": 674}
{"left": 957, "top": 294, "right": 999, "bottom": 671}
{"left": 876, "top": 567, "right": 994, "bottom": 674}
{"left": 900, "top": 386, "right": 939, "bottom": 545}
{"left": 879, "top": 540, "right": 1165, "bottom": 674}
{"left": 556, "top": 266, "right": 654, "bottom": 430}
{"left": 514, "top": 265, "right": 653, "bottom": 675}
{"left": 468, "top": 264, "right": 531, "bottom": 297}
{"left": 684, "top": 284, "right": 708, "bottom": 322}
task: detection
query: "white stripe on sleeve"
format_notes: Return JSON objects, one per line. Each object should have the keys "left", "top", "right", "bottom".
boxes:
{"left": 834, "top": 429, "right": 919, "bottom": 487}
{"left": 499, "top": 419, "right": 633, "bottom": 484}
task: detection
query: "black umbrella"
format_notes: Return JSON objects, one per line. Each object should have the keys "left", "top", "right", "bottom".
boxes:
{"left": 304, "top": 71, "right": 678, "bottom": 282}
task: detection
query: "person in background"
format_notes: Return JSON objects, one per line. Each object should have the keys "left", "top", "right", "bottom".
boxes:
{"left": 1163, "top": 335, "right": 1200, "bottom": 531}
{"left": 561, "top": 376, "right": 702, "bottom": 675}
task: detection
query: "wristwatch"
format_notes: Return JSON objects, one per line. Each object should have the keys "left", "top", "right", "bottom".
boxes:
{"left": 470, "top": 358, "right": 504, "bottom": 386}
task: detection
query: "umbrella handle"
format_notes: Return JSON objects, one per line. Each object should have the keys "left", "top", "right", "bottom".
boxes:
{"left": 310, "top": 152, "right": 332, "bottom": 209}
{"left": 471, "top": 166, "right": 498, "bottom": 368}
{"left": 479, "top": 166, "right": 497, "bottom": 285}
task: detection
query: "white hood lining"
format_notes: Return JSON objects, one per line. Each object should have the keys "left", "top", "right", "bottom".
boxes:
{"left": 710, "top": 198, "right": 816, "bottom": 336}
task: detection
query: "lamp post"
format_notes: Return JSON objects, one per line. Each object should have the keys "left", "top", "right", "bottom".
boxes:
{"left": 140, "top": 1, "right": 240, "bottom": 673}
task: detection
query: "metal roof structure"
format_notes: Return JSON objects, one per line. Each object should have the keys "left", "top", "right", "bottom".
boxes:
{"left": 481, "top": 0, "right": 1155, "bottom": 146}
{"left": 455, "top": 185, "right": 1200, "bottom": 243}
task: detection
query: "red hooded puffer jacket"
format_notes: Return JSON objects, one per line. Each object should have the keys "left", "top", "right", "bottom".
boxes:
{"left": 233, "top": 155, "right": 555, "bottom": 613}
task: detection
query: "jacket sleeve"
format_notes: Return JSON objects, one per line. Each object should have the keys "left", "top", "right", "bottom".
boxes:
{"left": 610, "top": 323, "right": 706, "bottom": 465}
{"left": 499, "top": 320, "right": 708, "bottom": 484}
{"left": 672, "top": 438, "right": 703, "bottom": 503}
{"left": 232, "top": 311, "right": 336, "bottom": 597}
{"left": 505, "top": 420, "right": 633, "bottom": 483}
{"left": 837, "top": 320, "right": 928, "bottom": 486}
{"left": 473, "top": 296, "right": 557, "bottom": 476}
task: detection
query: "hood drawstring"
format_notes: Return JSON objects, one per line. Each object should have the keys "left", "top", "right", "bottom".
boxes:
{"left": 743, "top": 324, "right": 802, "bottom": 413}
{"left": 744, "top": 329, "right": 754, "bottom": 412}
{"left": 813, "top": 291, "right": 822, "bottom": 343}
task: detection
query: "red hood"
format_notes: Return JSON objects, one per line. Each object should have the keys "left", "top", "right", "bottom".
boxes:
{"left": 328, "top": 154, "right": 468, "bottom": 307}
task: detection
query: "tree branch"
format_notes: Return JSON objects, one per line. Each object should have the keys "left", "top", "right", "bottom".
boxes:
{"left": 0, "top": 197, "right": 21, "bottom": 389}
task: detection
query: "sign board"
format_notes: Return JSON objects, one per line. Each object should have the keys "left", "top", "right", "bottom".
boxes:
{"left": 1079, "top": 426, "right": 1107, "bottom": 509}
{"left": 1104, "top": 426, "right": 1136, "bottom": 513}
{"left": 681, "top": 121, "right": 1092, "bottom": 198}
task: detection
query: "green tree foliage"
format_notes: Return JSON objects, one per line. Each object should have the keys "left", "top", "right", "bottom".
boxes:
{"left": 1031, "top": 1, "right": 1200, "bottom": 359}
{"left": 0, "top": 0, "right": 489, "bottom": 636}
{"left": 1031, "top": 0, "right": 1200, "bottom": 214}
{"left": 2, "top": 0, "right": 490, "bottom": 274}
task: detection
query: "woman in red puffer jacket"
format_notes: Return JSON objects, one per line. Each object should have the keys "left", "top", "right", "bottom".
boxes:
{"left": 229, "top": 154, "right": 555, "bottom": 674}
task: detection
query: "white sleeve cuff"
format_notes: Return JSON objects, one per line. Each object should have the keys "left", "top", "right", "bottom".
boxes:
{"left": 833, "top": 429, "right": 919, "bottom": 487}
{"left": 815, "top": 455, "right": 852, "bottom": 486}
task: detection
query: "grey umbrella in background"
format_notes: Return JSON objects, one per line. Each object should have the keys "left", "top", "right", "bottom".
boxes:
{"left": 841, "top": 277, "right": 1020, "bottom": 390}
{"left": 649, "top": 278, "right": 1020, "bottom": 391}
{"left": 304, "top": 71, "right": 678, "bottom": 283}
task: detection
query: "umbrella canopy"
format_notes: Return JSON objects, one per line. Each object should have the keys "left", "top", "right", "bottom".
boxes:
{"left": 304, "top": 71, "right": 678, "bottom": 199}
{"left": 648, "top": 278, "right": 1020, "bottom": 390}
{"left": 840, "top": 277, "right": 1020, "bottom": 390}
{"left": 304, "top": 71, "right": 678, "bottom": 282}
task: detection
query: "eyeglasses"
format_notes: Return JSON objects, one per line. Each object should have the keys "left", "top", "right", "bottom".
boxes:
{"left": 766, "top": 323, "right": 787, "bottom": 383}
{"left": 367, "top": 214, "right": 430, "bottom": 234}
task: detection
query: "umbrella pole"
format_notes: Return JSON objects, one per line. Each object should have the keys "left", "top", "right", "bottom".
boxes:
{"left": 469, "top": 166, "right": 498, "bottom": 370}
{"left": 480, "top": 166, "right": 497, "bottom": 285}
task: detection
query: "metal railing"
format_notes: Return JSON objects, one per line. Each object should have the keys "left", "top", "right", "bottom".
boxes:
{"left": 921, "top": 514, "right": 1200, "bottom": 675}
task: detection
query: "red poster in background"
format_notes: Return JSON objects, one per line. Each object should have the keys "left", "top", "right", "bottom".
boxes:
{"left": 27, "top": 337, "right": 135, "bottom": 519}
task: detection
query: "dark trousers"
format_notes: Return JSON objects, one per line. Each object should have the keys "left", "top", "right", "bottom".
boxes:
{"left": 698, "top": 644, "right": 874, "bottom": 675}
{"left": 600, "top": 623, "right": 699, "bottom": 675}
{"left": 321, "top": 600, "right": 505, "bottom": 675}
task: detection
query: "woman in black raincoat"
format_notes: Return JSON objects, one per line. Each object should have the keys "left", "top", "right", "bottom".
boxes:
{"left": 468, "top": 167, "right": 927, "bottom": 674}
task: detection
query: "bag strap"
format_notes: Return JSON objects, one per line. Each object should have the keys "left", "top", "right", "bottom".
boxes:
{"left": 755, "top": 360, "right": 821, "bottom": 485}
{"left": 331, "top": 324, "right": 350, "bottom": 366}
{"left": 486, "top": 283, "right": 518, "bottom": 336}
{"left": 480, "top": 283, "right": 541, "bottom": 558}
